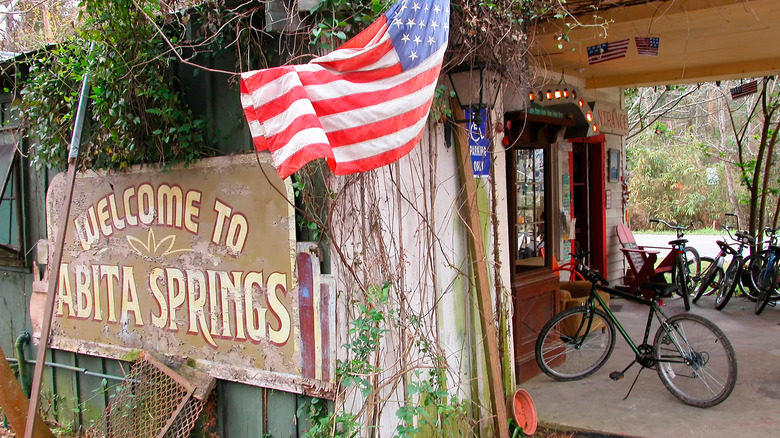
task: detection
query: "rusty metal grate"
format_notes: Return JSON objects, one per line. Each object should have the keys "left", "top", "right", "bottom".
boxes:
{"left": 88, "top": 352, "right": 213, "bottom": 438}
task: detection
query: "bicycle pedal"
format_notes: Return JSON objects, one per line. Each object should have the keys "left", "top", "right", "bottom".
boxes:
{"left": 609, "top": 371, "right": 624, "bottom": 381}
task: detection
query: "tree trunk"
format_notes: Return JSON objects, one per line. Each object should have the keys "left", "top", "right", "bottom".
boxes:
{"left": 719, "top": 98, "right": 741, "bottom": 221}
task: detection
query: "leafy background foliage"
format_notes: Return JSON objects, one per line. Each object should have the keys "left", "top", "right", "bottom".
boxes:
{"left": 625, "top": 80, "right": 779, "bottom": 234}
{"left": 19, "top": 0, "right": 209, "bottom": 171}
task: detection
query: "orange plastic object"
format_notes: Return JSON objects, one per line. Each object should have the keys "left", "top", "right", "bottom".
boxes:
{"left": 508, "top": 389, "right": 537, "bottom": 435}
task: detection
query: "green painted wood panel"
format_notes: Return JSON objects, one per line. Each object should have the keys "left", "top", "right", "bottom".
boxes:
{"left": 74, "top": 355, "right": 108, "bottom": 428}
{"left": 266, "top": 389, "right": 297, "bottom": 438}
{"left": 0, "top": 269, "right": 29, "bottom": 355}
{"left": 217, "top": 380, "right": 264, "bottom": 437}
{"left": 49, "top": 350, "right": 80, "bottom": 431}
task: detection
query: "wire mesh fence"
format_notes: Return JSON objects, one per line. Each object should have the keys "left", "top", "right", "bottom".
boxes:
{"left": 87, "top": 352, "right": 210, "bottom": 438}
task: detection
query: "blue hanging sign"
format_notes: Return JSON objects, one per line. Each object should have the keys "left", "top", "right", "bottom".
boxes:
{"left": 466, "top": 108, "right": 491, "bottom": 178}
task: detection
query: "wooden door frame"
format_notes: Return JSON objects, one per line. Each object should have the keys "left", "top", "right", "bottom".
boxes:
{"left": 569, "top": 134, "right": 607, "bottom": 275}
{"left": 505, "top": 113, "right": 571, "bottom": 382}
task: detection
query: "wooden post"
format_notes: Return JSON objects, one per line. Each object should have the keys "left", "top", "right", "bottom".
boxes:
{"left": 24, "top": 44, "right": 94, "bottom": 438}
{"left": 0, "top": 345, "right": 55, "bottom": 438}
{"left": 451, "top": 103, "right": 510, "bottom": 438}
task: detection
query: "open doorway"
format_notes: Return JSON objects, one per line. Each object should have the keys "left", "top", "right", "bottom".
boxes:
{"left": 571, "top": 143, "right": 590, "bottom": 263}
{"left": 569, "top": 137, "right": 607, "bottom": 275}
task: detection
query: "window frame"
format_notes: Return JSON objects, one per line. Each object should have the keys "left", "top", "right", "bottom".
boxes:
{"left": 0, "top": 96, "right": 26, "bottom": 267}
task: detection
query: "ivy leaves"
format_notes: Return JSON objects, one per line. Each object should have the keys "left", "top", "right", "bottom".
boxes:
{"left": 20, "top": 1, "right": 208, "bottom": 172}
{"left": 309, "top": 0, "right": 392, "bottom": 48}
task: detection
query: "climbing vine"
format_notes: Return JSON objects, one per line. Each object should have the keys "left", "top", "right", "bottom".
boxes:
{"left": 17, "top": 1, "right": 213, "bottom": 172}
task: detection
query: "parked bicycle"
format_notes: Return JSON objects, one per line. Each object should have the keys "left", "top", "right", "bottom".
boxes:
{"left": 754, "top": 226, "right": 780, "bottom": 314}
{"left": 713, "top": 228, "right": 755, "bottom": 310}
{"left": 691, "top": 224, "right": 749, "bottom": 306}
{"left": 648, "top": 218, "right": 701, "bottom": 311}
{"left": 535, "top": 261, "right": 737, "bottom": 408}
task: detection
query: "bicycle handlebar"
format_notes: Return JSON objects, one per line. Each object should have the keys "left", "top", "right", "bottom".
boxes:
{"left": 575, "top": 263, "right": 610, "bottom": 286}
{"left": 650, "top": 218, "right": 691, "bottom": 238}
{"left": 765, "top": 226, "right": 780, "bottom": 236}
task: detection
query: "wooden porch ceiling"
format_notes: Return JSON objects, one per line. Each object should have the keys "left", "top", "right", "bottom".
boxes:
{"left": 531, "top": 0, "right": 780, "bottom": 89}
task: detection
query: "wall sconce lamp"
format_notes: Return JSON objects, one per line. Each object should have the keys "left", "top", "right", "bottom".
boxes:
{"left": 446, "top": 65, "right": 502, "bottom": 148}
{"left": 448, "top": 66, "right": 502, "bottom": 114}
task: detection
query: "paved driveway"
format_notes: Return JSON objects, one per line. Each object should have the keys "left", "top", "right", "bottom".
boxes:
{"left": 634, "top": 233, "right": 721, "bottom": 259}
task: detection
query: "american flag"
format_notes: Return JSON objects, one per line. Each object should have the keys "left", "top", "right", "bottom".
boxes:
{"left": 730, "top": 80, "right": 758, "bottom": 99}
{"left": 635, "top": 37, "right": 659, "bottom": 56}
{"left": 240, "top": 0, "right": 450, "bottom": 179}
{"left": 587, "top": 39, "right": 630, "bottom": 64}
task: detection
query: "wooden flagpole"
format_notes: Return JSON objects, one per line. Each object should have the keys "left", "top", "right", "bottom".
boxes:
{"left": 451, "top": 102, "right": 510, "bottom": 438}
{"left": 24, "top": 44, "right": 94, "bottom": 438}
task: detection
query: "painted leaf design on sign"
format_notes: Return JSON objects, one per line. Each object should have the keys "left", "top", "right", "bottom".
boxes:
{"left": 127, "top": 228, "right": 192, "bottom": 258}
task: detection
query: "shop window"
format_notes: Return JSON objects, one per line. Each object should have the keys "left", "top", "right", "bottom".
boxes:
{"left": 0, "top": 97, "right": 24, "bottom": 266}
{"left": 514, "top": 147, "right": 547, "bottom": 271}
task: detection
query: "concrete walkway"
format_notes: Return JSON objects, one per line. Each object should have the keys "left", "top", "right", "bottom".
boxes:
{"left": 519, "top": 293, "right": 780, "bottom": 438}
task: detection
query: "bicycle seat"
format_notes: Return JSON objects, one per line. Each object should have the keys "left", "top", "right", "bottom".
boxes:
{"left": 668, "top": 238, "right": 688, "bottom": 246}
{"left": 717, "top": 240, "right": 739, "bottom": 255}
{"left": 640, "top": 282, "right": 677, "bottom": 299}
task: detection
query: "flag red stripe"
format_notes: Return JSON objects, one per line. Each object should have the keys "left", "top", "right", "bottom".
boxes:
{"left": 315, "top": 36, "right": 395, "bottom": 73}
{"left": 334, "top": 18, "right": 387, "bottom": 52}
{"left": 312, "top": 64, "right": 439, "bottom": 116}
{"left": 252, "top": 135, "right": 267, "bottom": 150}
{"left": 331, "top": 129, "right": 424, "bottom": 174}
{"left": 251, "top": 61, "right": 437, "bottom": 130}
{"left": 296, "top": 62, "right": 404, "bottom": 87}
{"left": 265, "top": 113, "right": 324, "bottom": 151}
{"left": 276, "top": 141, "right": 336, "bottom": 177}
{"left": 326, "top": 96, "right": 433, "bottom": 146}
{"left": 242, "top": 66, "right": 297, "bottom": 95}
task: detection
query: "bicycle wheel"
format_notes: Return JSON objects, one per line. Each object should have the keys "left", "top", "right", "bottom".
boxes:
{"left": 715, "top": 257, "right": 742, "bottom": 310}
{"left": 685, "top": 247, "right": 702, "bottom": 284}
{"left": 535, "top": 306, "right": 615, "bottom": 381}
{"left": 743, "top": 251, "right": 779, "bottom": 302}
{"left": 654, "top": 313, "right": 737, "bottom": 408}
{"left": 738, "top": 251, "right": 764, "bottom": 301}
{"left": 675, "top": 254, "right": 691, "bottom": 311}
{"left": 755, "top": 263, "right": 779, "bottom": 315}
{"left": 692, "top": 257, "right": 723, "bottom": 303}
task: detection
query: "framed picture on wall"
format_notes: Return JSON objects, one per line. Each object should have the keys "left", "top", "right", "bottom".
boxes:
{"left": 608, "top": 148, "right": 620, "bottom": 182}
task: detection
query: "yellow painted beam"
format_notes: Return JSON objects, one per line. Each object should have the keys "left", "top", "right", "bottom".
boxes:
{"left": 586, "top": 58, "right": 780, "bottom": 88}
{"left": 535, "top": 0, "right": 755, "bottom": 36}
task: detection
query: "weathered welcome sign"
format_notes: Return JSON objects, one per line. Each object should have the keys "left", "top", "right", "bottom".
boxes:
{"left": 43, "top": 154, "right": 335, "bottom": 396}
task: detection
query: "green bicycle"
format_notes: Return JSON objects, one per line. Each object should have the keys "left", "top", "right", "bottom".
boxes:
{"left": 535, "top": 263, "right": 738, "bottom": 408}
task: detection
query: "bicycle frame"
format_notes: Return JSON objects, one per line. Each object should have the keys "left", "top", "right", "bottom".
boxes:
{"left": 578, "top": 282, "right": 688, "bottom": 366}
{"left": 759, "top": 248, "right": 779, "bottom": 289}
